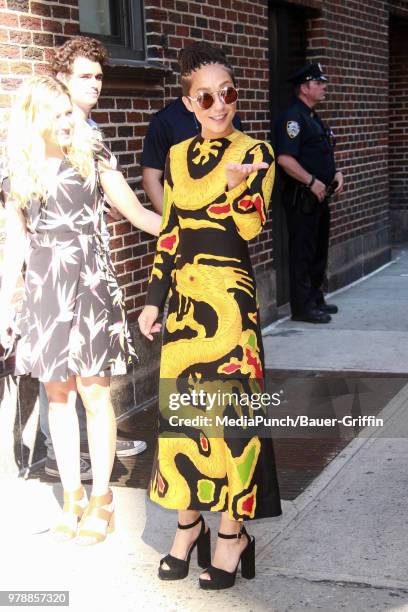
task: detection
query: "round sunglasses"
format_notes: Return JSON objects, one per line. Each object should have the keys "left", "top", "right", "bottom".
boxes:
{"left": 187, "top": 86, "right": 239, "bottom": 110}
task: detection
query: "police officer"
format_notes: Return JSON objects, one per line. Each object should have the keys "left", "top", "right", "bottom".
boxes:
{"left": 275, "top": 63, "right": 344, "bottom": 323}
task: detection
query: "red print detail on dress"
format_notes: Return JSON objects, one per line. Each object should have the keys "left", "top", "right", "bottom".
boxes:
{"left": 222, "top": 363, "right": 241, "bottom": 374}
{"left": 159, "top": 234, "right": 177, "bottom": 250}
{"left": 253, "top": 195, "right": 265, "bottom": 223}
{"left": 208, "top": 203, "right": 231, "bottom": 215}
{"left": 239, "top": 195, "right": 265, "bottom": 223}
{"left": 200, "top": 433, "right": 208, "bottom": 451}
{"left": 238, "top": 198, "right": 253, "bottom": 210}
{"left": 242, "top": 495, "right": 254, "bottom": 513}
{"left": 245, "top": 348, "right": 263, "bottom": 379}
{"left": 158, "top": 473, "right": 165, "bottom": 493}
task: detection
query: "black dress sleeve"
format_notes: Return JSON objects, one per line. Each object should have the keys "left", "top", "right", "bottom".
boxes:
{"left": 145, "top": 154, "right": 179, "bottom": 308}
{"left": 225, "top": 141, "right": 275, "bottom": 241}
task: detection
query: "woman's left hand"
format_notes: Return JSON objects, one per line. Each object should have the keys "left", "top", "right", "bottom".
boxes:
{"left": 225, "top": 162, "right": 269, "bottom": 191}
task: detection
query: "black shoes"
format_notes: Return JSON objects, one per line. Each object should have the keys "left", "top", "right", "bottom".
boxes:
{"left": 291, "top": 299, "right": 339, "bottom": 322}
{"left": 158, "top": 515, "right": 211, "bottom": 580}
{"left": 291, "top": 308, "right": 331, "bottom": 324}
{"left": 159, "top": 520, "right": 255, "bottom": 590}
{"left": 80, "top": 439, "right": 147, "bottom": 458}
{"left": 317, "top": 302, "right": 338, "bottom": 314}
{"left": 45, "top": 455, "right": 93, "bottom": 481}
{"left": 199, "top": 525, "right": 255, "bottom": 590}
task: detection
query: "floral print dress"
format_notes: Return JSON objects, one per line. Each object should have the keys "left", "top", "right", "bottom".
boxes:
{"left": 3, "top": 148, "right": 136, "bottom": 382}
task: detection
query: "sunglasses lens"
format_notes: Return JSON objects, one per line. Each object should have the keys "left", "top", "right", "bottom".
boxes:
{"left": 195, "top": 87, "right": 238, "bottom": 109}
{"left": 222, "top": 87, "right": 238, "bottom": 104}
{"left": 198, "top": 92, "right": 214, "bottom": 110}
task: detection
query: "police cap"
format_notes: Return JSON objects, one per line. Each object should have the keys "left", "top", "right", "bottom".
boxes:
{"left": 288, "top": 63, "right": 328, "bottom": 86}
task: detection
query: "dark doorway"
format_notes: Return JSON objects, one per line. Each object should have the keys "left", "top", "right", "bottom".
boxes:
{"left": 269, "top": 3, "right": 308, "bottom": 306}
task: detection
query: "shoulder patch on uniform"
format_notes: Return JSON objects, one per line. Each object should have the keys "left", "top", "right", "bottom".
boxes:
{"left": 286, "top": 120, "right": 300, "bottom": 139}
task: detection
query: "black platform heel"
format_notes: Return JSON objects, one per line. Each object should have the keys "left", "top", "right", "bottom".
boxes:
{"left": 158, "top": 515, "right": 211, "bottom": 580}
{"left": 199, "top": 525, "right": 255, "bottom": 590}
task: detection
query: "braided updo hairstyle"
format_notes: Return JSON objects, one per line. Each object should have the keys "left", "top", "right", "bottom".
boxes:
{"left": 178, "top": 42, "right": 235, "bottom": 95}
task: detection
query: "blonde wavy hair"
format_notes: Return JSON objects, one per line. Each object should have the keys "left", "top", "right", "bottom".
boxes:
{"left": 7, "top": 75, "right": 101, "bottom": 208}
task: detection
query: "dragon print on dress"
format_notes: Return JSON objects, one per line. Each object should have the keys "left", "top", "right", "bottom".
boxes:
{"left": 146, "top": 130, "right": 281, "bottom": 521}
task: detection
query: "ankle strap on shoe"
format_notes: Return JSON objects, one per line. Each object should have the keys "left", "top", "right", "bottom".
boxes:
{"left": 63, "top": 486, "right": 84, "bottom": 502}
{"left": 218, "top": 525, "right": 248, "bottom": 539}
{"left": 177, "top": 515, "right": 203, "bottom": 530}
{"left": 88, "top": 489, "right": 113, "bottom": 509}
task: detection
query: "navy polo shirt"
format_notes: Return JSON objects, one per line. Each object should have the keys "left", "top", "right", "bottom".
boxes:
{"left": 141, "top": 97, "right": 243, "bottom": 171}
{"left": 275, "top": 97, "right": 336, "bottom": 186}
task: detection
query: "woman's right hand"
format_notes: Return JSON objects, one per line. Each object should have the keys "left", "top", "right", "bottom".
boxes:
{"left": 225, "top": 162, "right": 269, "bottom": 191}
{"left": 138, "top": 305, "right": 161, "bottom": 341}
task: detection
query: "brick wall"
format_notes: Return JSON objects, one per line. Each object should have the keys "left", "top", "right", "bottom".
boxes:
{"left": 0, "top": 0, "right": 158, "bottom": 324}
{"left": 0, "top": 1, "right": 79, "bottom": 145}
{"left": 302, "top": 1, "right": 390, "bottom": 248}
{"left": 0, "top": 0, "right": 406, "bottom": 330}
{"left": 389, "top": 10, "right": 408, "bottom": 241}
{"left": 144, "top": 0, "right": 273, "bottom": 284}
{"left": 0, "top": 0, "right": 275, "bottom": 326}
{"left": 389, "top": 0, "right": 408, "bottom": 16}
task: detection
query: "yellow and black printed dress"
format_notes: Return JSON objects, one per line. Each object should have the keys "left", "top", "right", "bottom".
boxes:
{"left": 146, "top": 130, "right": 281, "bottom": 520}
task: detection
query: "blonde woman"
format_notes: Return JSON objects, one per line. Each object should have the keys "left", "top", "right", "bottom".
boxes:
{"left": 0, "top": 76, "right": 160, "bottom": 544}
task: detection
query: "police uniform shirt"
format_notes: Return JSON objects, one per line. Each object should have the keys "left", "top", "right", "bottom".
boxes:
{"left": 141, "top": 97, "right": 243, "bottom": 171}
{"left": 275, "top": 97, "right": 336, "bottom": 186}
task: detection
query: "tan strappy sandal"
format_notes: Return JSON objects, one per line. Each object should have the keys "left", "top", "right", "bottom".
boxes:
{"left": 76, "top": 489, "right": 115, "bottom": 546}
{"left": 52, "top": 485, "right": 88, "bottom": 541}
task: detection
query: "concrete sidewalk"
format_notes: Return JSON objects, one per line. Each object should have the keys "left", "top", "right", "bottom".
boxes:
{"left": 263, "top": 248, "right": 408, "bottom": 374}
{"left": 2, "top": 249, "right": 408, "bottom": 611}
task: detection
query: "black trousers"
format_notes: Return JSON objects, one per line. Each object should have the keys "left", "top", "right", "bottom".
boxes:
{"left": 284, "top": 193, "right": 330, "bottom": 316}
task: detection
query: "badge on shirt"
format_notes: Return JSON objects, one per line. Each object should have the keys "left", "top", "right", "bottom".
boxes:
{"left": 286, "top": 120, "right": 300, "bottom": 139}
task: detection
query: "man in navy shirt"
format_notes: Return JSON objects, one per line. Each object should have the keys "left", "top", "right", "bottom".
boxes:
{"left": 275, "top": 63, "right": 344, "bottom": 324}
{"left": 142, "top": 96, "right": 242, "bottom": 213}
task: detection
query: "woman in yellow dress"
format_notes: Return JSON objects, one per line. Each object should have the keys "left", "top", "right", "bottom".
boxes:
{"left": 139, "top": 43, "right": 281, "bottom": 589}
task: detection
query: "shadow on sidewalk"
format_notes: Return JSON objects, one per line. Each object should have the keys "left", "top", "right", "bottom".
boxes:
{"left": 26, "top": 372, "right": 407, "bottom": 502}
